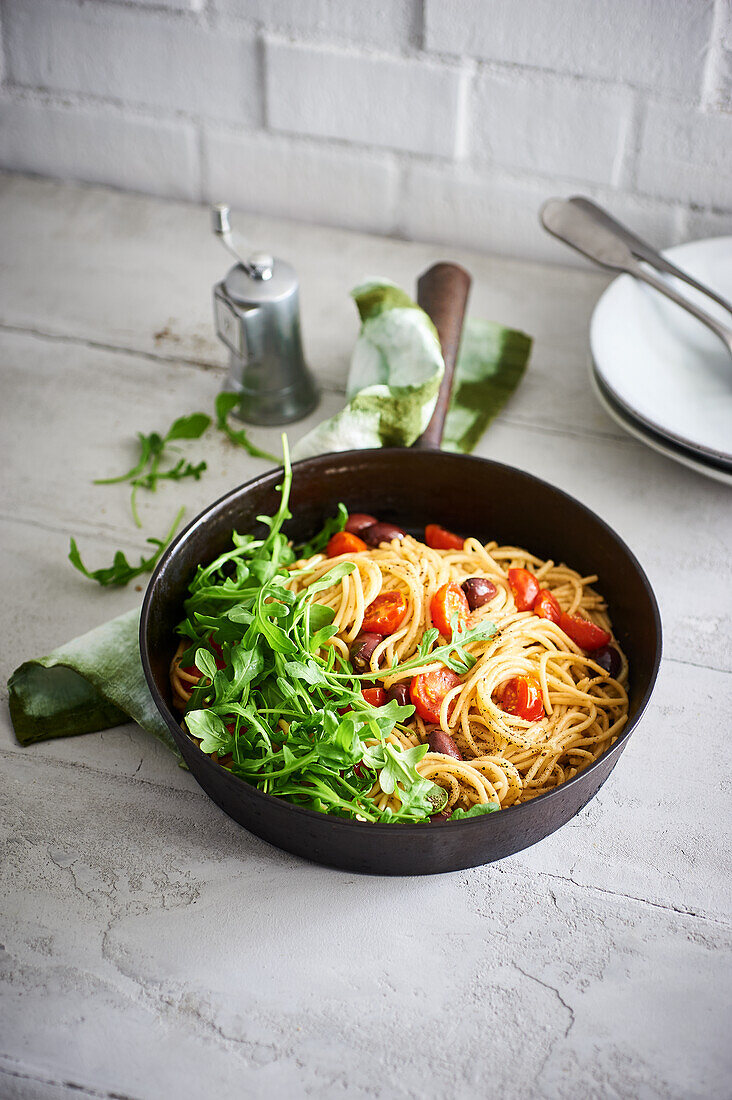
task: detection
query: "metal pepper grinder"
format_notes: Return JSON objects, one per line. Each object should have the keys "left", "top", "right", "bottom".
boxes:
{"left": 211, "top": 204, "right": 318, "bottom": 425}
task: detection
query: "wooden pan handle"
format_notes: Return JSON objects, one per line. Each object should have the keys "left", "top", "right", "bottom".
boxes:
{"left": 413, "top": 261, "right": 472, "bottom": 450}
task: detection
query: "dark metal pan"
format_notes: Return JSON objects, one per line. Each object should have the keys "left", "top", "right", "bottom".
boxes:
{"left": 140, "top": 264, "right": 662, "bottom": 875}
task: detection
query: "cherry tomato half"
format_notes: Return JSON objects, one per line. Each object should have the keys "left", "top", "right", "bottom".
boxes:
{"left": 508, "top": 567, "right": 540, "bottom": 612}
{"left": 326, "top": 530, "right": 367, "bottom": 557}
{"left": 559, "top": 612, "right": 611, "bottom": 652}
{"left": 410, "top": 667, "right": 463, "bottom": 724}
{"left": 498, "top": 675, "right": 544, "bottom": 722}
{"left": 361, "top": 686, "right": 387, "bottom": 707}
{"left": 430, "top": 581, "right": 470, "bottom": 638}
{"left": 425, "top": 524, "right": 465, "bottom": 551}
{"left": 362, "top": 591, "right": 407, "bottom": 635}
{"left": 533, "top": 588, "right": 561, "bottom": 624}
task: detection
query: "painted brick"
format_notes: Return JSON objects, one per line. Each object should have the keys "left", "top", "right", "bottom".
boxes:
{"left": 400, "top": 164, "right": 585, "bottom": 263}
{"left": 399, "top": 163, "right": 682, "bottom": 264}
{"left": 0, "top": 98, "right": 200, "bottom": 200}
{"left": 265, "top": 38, "right": 467, "bottom": 158}
{"left": 425, "top": 0, "right": 714, "bottom": 99}
{"left": 682, "top": 206, "right": 732, "bottom": 241}
{"left": 106, "top": 0, "right": 204, "bottom": 10}
{"left": 4, "top": 0, "right": 260, "bottom": 125}
{"left": 636, "top": 102, "right": 732, "bottom": 208}
{"left": 706, "top": 45, "right": 732, "bottom": 109}
{"left": 214, "top": 0, "right": 419, "bottom": 51}
{"left": 203, "top": 128, "right": 399, "bottom": 234}
{"left": 470, "top": 69, "right": 634, "bottom": 186}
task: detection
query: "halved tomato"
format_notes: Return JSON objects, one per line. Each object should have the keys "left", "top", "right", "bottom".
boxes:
{"left": 410, "top": 667, "right": 463, "bottom": 724}
{"left": 498, "top": 675, "right": 544, "bottom": 722}
{"left": 362, "top": 591, "right": 407, "bottom": 635}
{"left": 425, "top": 524, "right": 465, "bottom": 551}
{"left": 534, "top": 588, "right": 561, "bottom": 624}
{"left": 326, "top": 530, "right": 367, "bottom": 557}
{"left": 430, "top": 581, "right": 470, "bottom": 638}
{"left": 559, "top": 612, "right": 611, "bottom": 651}
{"left": 361, "top": 686, "right": 386, "bottom": 707}
{"left": 508, "top": 567, "right": 540, "bottom": 611}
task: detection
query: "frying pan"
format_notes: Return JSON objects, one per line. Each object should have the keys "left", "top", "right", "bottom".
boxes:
{"left": 140, "top": 264, "right": 662, "bottom": 875}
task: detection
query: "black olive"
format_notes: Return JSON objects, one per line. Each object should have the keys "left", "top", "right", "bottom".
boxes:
{"left": 345, "top": 512, "right": 378, "bottom": 534}
{"left": 361, "top": 522, "right": 407, "bottom": 547}
{"left": 461, "top": 576, "right": 497, "bottom": 610}
{"left": 590, "top": 645, "right": 621, "bottom": 679}
{"left": 349, "top": 632, "right": 381, "bottom": 672}
{"left": 386, "top": 682, "right": 411, "bottom": 707}
{"left": 427, "top": 730, "right": 463, "bottom": 760}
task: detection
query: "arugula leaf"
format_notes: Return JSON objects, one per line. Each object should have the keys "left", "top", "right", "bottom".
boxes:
{"left": 184, "top": 710, "right": 234, "bottom": 755}
{"left": 449, "top": 802, "right": 500, "bottom": 820}
{"left": 297, "top": 503, "right": 348, "bottom": 559}
{"left": 94, "top": 431, "right": 163, "bottom": 485}
{"left": 95, "top": 412, "right": 211, "bottom": 526}
{"left": 215, "top": 393, "right": 279, "bottom": 462}
{"left": 165, "top": 413, "right": 211, "bottom": 442}
{"left": 194, "top": 648, "right": 218, "bottom": 682}
{"left": 176, "top": 439, "right": 450, "bottom": 824}
{"left": 68, "top": 507, "right": 184, "bottom": 587}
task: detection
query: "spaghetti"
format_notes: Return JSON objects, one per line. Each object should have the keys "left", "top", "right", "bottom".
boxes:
{"left": 282, "top": 533, "right": 628, "bottom": 812}
{"left": 171, "top": 512, "right": 628, "bottom": 819}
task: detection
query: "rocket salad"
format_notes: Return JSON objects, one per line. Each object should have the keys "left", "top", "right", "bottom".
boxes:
{"left": 175, "top": 440, "right": 497, "bottom": 823}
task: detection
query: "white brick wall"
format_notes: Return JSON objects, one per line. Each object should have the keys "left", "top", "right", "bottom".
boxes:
{"left": 0, "top": 0, "right": 730, "bottom": 263}
{"left": 265, "top": 38, "right": 467, "bottom": 157}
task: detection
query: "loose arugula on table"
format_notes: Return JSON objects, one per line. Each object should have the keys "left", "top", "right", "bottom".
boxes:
{"left": 176, "top": 438, "right": 498, "bottom": 823}
{"left": 95, "top": 412, "right": 211, "bottom": 527}
{"left": 70, "top": 397, "right": 276, "bottom": 587}
{"left": 215, "top": 393, "right": 279, "bottom": 463}
{"left": 68, "top": 507, "right": 185, "bottom": 588}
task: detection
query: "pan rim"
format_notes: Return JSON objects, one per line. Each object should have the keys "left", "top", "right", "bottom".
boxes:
{"left": 140, "top": 448, "right": 663, "bottom": 833}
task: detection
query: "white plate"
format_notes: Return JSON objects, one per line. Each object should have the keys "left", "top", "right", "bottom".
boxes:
{"left": 590, "top": 236, "right": 732, "bottom": 464}
{"left": 590, "top": 364, "right": 732, "bottom": 486}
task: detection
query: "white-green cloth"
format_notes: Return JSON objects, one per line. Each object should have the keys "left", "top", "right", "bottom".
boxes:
{"left": 7, "top": 281, "right": 531, "bottom": 750}
{"left": 293, "top": 281, "right": 531, "bottom": 457}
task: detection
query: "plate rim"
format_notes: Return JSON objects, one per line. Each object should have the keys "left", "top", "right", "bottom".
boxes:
{"left": 590, "top": 235, "right": 732, "bottom": 465}
{"left": 590, "top": 361, "right": 732, "bottom": 486}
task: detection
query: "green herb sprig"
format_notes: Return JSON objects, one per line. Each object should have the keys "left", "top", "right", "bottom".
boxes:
{"left": 68, "top": 507, "right": 185, "bottom": 587}
{"left": 95, "top": 412, "right": 211, "bottom": 527}
{"left": 215, "top": 393, "right": 279, "bottom": 462}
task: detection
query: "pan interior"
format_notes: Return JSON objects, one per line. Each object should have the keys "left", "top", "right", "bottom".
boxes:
{"left": 144, "top": 449, "right": 660, "bottom": 756}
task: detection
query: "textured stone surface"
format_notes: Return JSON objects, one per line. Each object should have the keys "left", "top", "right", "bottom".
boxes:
{"left": 1, "top": 175, "right": 730, "bottom": 1099}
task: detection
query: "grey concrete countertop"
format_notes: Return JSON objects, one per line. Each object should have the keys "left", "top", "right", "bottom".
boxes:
{"left": 1, "top": 174, "right": 730, "bottom": 1100}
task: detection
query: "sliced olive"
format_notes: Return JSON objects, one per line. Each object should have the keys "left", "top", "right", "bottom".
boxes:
{"left": 461, "top": 576, "right": 497, "bottom": 610}
{"left": 345, "top": 512, "right": 378, "bottom": 535}
{"left": 350, "top": 632, "right": 381, "bottom": 672}
{"left": 591, "top": 645, "right": 621, "bottom": 679}
{"left": 361, "top": 522, "right": 407, "bottom": 547}
{"left": 427, "top": 730, "right": 462, "bottom": 760}
{"left": 385, "top": 682, "right": 410, "bottom": 707}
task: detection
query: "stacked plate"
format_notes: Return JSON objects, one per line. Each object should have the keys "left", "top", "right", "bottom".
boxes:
{"left": 590, "top": 236, "right": 732, "bottom": 485}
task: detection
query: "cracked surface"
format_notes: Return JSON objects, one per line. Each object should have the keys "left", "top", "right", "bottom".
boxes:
{"left": 1, "top": 174, "right": 731, "bottom": 1099}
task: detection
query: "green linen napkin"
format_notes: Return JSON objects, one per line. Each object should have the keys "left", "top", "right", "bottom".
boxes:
{"left": 292, "top": 281, "right": 531, "bottom": 458}
{"left": 7, "top": 281, "right": 531, "bottom": 751}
